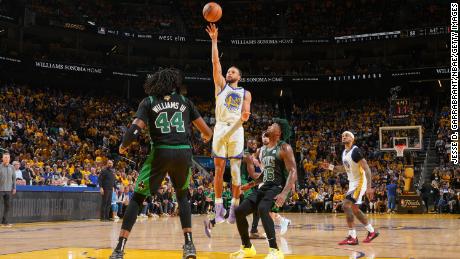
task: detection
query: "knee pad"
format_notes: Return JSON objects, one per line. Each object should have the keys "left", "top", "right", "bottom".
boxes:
{"left": 230, "top": 159, "right": 241, "bottom": 186}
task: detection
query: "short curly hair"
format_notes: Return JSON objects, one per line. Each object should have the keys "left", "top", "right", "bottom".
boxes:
{"left": 273, "top": 118, "right": 292, "bottom": 142}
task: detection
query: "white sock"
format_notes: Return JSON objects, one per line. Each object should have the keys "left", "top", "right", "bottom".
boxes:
{"left": 348, "top": 229, "right": 357, "bottom": 238}
{"left": 215, "top": 198, "right": 223, "bottom": 204}
{"left": 231, "top": 198, "right": 240, "bottom": 206}
{"left": 365, "top": 224, "right": 374, "bottom": 233}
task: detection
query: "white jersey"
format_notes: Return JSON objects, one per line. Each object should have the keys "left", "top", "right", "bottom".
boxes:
{"left": 342, "top": 145, "right": 365, "bottom": 183}
{"left": 215, "top": 84, "right": 245, "bottom": 124}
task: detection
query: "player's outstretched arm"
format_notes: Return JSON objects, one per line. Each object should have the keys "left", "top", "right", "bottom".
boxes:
{"left": 274, "top": 143, "right": 298, "bottom": 207}
{"left": 205, "top": 23, "right": 225, "bottom": 96}
{"left": 320, "top": 161, "right": 345, "bottom": 173}
{"left": 120, "top": 118, "right": 146, "bottom": 154}
{"left": 241, "top": 90, "right": 252, "bottom": 122}
{"left": 192, "top": 117, "right": 213, "bottom": 143}
{"left": 241, "top": 177, "right": 263, "bottom": 191}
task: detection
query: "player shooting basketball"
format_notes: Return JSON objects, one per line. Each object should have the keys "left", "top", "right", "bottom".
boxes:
{"left": 321, "top": 131, "right": 379, "bottom": 245}
{"left": 205, "top": 23, "right": 252, "bottom": 224}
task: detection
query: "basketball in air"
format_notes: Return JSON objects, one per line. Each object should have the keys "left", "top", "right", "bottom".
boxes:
{"left": 203, "top": 2, "right": 222, "bottom": 22}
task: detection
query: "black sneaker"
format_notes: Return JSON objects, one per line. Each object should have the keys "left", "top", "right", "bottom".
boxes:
{"left": 182, "top": 242, "right": 196, "bottom": 259}
{"left": 109, "top": 249, "right": 124, "bottom": 259}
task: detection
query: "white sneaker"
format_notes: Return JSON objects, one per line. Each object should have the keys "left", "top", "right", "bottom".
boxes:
{"left": 264, "top": 248, "right": 284, "bottom": 259}
{"left": 279, "top": 217, "right": 290, "bottom": 235}
{"left": 114, "top": 216, "right": 120, "bottom": 219}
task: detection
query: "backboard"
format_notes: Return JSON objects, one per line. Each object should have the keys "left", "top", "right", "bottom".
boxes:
{"left": 379, "top": 126, "right": 422, "bottom": 151}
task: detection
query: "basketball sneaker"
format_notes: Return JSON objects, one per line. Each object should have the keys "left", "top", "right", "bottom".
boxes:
{"left": 279, "top": 217, "right": 290, "bottom": 235}
{"left": 230, "top": 245, "right": 256, "bottom": 259}
{"left": 203, "top": 219, "right": 214, "bottom": 238}
{"left": 215, "top": 203, "right": 226, "bottom": 224}
{"left": 182, "top": 242, "right": 196, "bottom": 259}
{"left": 363, "top": 231, "right": 379, "bottom": 243}
{"left": 227, "top": 204, "right": 236, "bottom": 224}
{"left": 338, "top": 236, "right": 359, "bottom": 245}
{"left": 264, "top": 248, "right": 284, "bottom": 259}
{"left": 109, "top": 249, "right": 124, "bottom": 259}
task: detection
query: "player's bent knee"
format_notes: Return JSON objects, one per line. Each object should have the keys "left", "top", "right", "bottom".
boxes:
{"left": 257, "top": 204, "right": 271, "bottom": 215}
{"left": 235, "top": 206, "right": 244, "bottom": 217}
{"left": 351, "top": 205, "right": 361, "bottom": 213}
{"left": 342, "top": 201, "right": 352, "bottom": 211}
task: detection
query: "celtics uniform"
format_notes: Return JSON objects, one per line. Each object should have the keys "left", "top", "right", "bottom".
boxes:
{"left": 133, "top": 93, "right": 201, "bottom": 196}
{"left": 234, "top": 140, "right": 289, "bottom": 247}
{"left": 246, "top": 141, "right": 288, "bottom": 207}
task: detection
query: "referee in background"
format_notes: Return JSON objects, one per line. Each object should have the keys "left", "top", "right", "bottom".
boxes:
{"left": 0, "top": 152, "right": 16, "bottom": 227}
{"left": 98, "top": 160, "right": 116, "bottom": 221}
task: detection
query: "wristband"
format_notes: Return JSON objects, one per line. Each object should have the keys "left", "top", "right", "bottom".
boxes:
{"left": 121, "top": 124, "right": 141, "bottom": 147}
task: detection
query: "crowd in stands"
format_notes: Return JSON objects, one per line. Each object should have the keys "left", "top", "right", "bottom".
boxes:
{"left": 13, "top": 0, "right": 448, "bottom": 38}
{"left": 285, "top": 0, "right": 448, "bottom": 37}
{"left": 1, "top": 83, "right": 457, "bottom": 217}
{"left": 0, "top": 0, "right": 448, "bottom": 81}
{"left": 27, "top": 0, "right": 177, "bottom": 35}
{"left": 180, "top": 0, "right": 448, "bottom": 38}
{"left": 0, "top": 84, "right": 140, "bottom": 186}
{"left": 423, "top": 104, "right": 460, "bottom": 214}
{"left": 436, "top": 105, "right": 451, "bottom": 166}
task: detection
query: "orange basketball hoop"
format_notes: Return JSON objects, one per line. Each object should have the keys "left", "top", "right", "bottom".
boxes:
{"left": 394, "top": 144, "right": 406, "bottom": 157}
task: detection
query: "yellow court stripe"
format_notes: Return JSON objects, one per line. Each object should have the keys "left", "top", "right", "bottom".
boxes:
{"left": 0, "top": 248, "right": 405, "bottom": 259}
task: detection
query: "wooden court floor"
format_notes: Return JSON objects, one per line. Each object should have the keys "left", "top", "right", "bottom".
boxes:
{"left": 0, "top": 214, "right": 458, "bottom": 259}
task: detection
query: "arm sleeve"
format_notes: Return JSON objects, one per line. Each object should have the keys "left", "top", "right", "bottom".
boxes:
{"left": 351, "top": 147, "right": 364, "bottom": 163}
{"left": 134, "top": 98, "right": 151, "bottom": 124}
{"left": 187, "top": 98, "right": 202, "bottom": 121}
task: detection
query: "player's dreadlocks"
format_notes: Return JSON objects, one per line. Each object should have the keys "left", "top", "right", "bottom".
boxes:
{"left": 273, "top": 118, "right": 292, "bottom": 142}
{"left": 144, "top": 68, "right": 183, "bottom": 97}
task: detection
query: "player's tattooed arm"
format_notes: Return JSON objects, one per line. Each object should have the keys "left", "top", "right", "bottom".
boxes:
{"left": 206, "top": 23, "right": 225, "bottom": 95}
{"left": 241, "top": 177, "right": 263, "bottom": 191}
{"left": 275, "top": 143, "right": 297, "bottom": 207}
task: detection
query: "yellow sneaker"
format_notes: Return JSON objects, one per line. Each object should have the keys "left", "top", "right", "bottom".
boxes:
{"left": 264, "top": 248, "right": 284, "bottom": 259}
{"left": 229, "top": 245, "right": 257, "bottom": 259}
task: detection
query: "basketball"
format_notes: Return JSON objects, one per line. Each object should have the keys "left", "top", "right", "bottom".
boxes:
{"left": 203, "top": 2, "right": 222, "bottom": 22}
